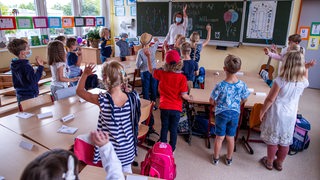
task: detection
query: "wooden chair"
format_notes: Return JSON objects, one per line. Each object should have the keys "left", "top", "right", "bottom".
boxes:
{"left": 128, "top": 69, "right": 142, "bottom": 91}
{"left": 125, "top": 55, "right": 137, "bottom": 61}
{"left": 133, "top": 45, "right": 142, "bottom": 55}
{"left": 106, "top": 57, "right": 121, "bottom": 62}
{"left": 138, "top": 99, "right": 154, "bottom": 150}
{"left": 19, "top": 94, "right": 54, "bottom": 112}
{"left": 242, "top": 103, "right": 264, "bottom": 154}
{"left": 206, "top": 103, "right": 245, "bottom": 152}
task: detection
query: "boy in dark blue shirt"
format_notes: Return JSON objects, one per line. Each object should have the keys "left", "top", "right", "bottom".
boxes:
{"left": 116, "top": 33, "right": 130, "bottom": 61}
{"left": 66, "top": 37, "right": 82, "bottom": 86}
{"left": 180, "top": 42, "right": 198, "bottom": 91}
{"left": 7, "top": 39, "right": 44, "bottom": 103}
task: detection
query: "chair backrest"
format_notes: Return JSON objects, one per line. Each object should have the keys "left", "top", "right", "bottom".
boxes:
{"left": 139, "top": 99, "right": 154, "bottom": 125}
{"left": 249, "top": 103, "right": 263, "bottom": 128}
{"left": 54, "top": 86, "right": 77, "bottom": 100}
{"left": 19, "top": 94, "right": 53, "bottom": 112}
{"left": 133, "top": 45, "right": 142, "bottom": 55}
{"left": 130, "top": 69, "right": 141, "bottom": 91}
{"left": 125, "top": 55, "right": 137, "bottom": 61}
{"left": 106, "top": 57, "right": 121, "bottom": 62}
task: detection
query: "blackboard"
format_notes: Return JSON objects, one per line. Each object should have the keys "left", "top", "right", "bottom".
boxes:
{"left": 136, "top": 2, "right": 169, "bottom": 36}
{"left": 172, "top": 1, "right": 244, "bottom": 42}
{"left": 242, "top": 0, "right": 292, "bottom": 46}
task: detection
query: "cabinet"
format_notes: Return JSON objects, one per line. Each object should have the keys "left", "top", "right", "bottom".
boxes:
{"left": 81, "top": 47, "right": 101, "bottom": 65}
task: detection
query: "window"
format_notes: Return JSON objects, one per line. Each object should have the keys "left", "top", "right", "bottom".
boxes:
{"left": 1, "top": 0, "right": 41, "bottom": 40}
{"left": 46, "top": 0, "right": 74, "bottom": 37}
{"left": 80, "top": 0, "right": 101, "bottom": 36}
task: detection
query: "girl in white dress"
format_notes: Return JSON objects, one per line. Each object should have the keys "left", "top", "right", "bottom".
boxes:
{"left": 259, "top": 51, "right": 315, "bottom": 171}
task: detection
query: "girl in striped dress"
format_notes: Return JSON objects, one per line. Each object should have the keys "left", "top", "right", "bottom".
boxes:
{"left": 76, "top": 61, "right": 140, "bottom": 173}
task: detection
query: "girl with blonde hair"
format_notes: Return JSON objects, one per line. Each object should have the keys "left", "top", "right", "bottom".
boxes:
{"left": 76, "top": 61, "right": 140, "bottom": 173}
{"left": 259, "top": 51, "right": 315, "bottom": 171}
{"left": 189, "top": 24, "right": 211, "bottom": 63}
{"left": 99, "top": 27, "right": 112, "bottom": 63}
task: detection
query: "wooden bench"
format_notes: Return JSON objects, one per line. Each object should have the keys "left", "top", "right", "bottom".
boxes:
{"left": 0, "top": 78, "right": 52, "bottom": 106}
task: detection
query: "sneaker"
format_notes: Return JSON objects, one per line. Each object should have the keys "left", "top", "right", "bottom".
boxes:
{"left": 212, "top": 155, "right": 219, "bottom": 165}
{"left": 225, "top": 156, "right": 233, "bottom": 166}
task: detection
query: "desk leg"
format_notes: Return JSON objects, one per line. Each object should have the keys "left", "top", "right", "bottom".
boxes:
{"left": 186, "top": 102, "right": 193, "bottom": 145}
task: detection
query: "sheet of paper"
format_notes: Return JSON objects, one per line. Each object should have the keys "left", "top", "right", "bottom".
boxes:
{"left": 248, "top": 88, "right": 254, "bottom": 93}
{"left": 255, "top": 92, "right": 267, "bottom": 96}
{"left": 79, "top": 98, "right": 86, "bottom": 103}
{"left": 37, "top": 112, "right": 53, "bottom": 119}
{"left": 57, "top": 125, "right": 78, "bottom": 134}
{"left": 61, "top": 114, "right": 75, "bottom": 122}
{"left": 19, "top": 140, "right": 34, "bottom": 150}
{"left": 126, "top": 175, "right": 148, "bottom": 180}
{"left": 16, "top": 112, "right": 34, "bottom": 119}
{"left": 236, "top": 71, "right": 244, "bottom": 76}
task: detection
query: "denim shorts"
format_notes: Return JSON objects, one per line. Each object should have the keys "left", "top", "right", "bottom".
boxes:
{"left": 215, "top": 110, "right": 239, "bottom": 136}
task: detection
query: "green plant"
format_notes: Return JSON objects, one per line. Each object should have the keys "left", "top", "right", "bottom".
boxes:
{"left": 87, "top": 27, "right": 100, "bottom": 40}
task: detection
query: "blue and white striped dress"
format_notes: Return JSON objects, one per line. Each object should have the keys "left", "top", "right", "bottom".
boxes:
{"left": 93, "top": 93, "right": 135, "bottom": 166}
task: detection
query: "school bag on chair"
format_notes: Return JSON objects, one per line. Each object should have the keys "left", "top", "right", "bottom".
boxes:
{"left": 288, "top": 114, "right": 311, "bottom": 155}
{"left": 194, "top": 67, "right": 205, "bottom": 89}
{"left": 141, "top": 142, "right": 176, "bottom": 180}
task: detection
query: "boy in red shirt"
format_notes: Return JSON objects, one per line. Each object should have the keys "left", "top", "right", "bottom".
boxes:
{"left": 145, "top": 49, "right": 192, "bottom": 151}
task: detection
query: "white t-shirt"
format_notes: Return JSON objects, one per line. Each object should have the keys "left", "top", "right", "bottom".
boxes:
{"left": 50, "top": 62, "right": 69, "bottom": 88}
{"left": 165, "top": 18, "right": 188, "bottom": 45}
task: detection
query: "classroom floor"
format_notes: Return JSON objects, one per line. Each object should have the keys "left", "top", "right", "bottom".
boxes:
{"left": 133, "top": 88, "right": 320, "bottom": 180}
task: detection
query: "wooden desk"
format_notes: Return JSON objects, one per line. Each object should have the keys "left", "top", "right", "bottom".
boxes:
{"left": 23, "top": 99, "right": 151, "bottom": 150}
{"left": 0, "top": 126, "right": 48, "bottom": 180}
{"left": 0, "top": 96, "right": 95, "bottom": 134}
{"left": 190, "top": 70, "right": 270, "bottom": 108}
{"left": 79, "top": 165, "right": 162, "bottom": 180}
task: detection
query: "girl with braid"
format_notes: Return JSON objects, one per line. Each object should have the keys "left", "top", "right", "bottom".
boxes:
{"left": 76, "top": 61, "right": 141, "bottom": 173}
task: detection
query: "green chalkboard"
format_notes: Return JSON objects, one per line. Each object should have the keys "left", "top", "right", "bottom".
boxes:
{"left": 171, "top": 1, "right": 244, "bottom": 42}
{"left": 242, "top": 1, "right": 292, "bottom": 46}
{"left": 137, "top": 2, "right": 169, "bottom": 36}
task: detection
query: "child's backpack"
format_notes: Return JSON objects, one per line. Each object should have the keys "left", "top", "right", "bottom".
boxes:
{"left": 288, "top": 114, "right": 311, "bottom": 155}
{"left": 194, "top": 67, "right": 205, "bottom": 89}
{"left": 141, "top": 142, "right": 176, "bottom": 180}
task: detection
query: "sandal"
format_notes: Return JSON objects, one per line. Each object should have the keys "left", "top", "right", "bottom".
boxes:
{"left": 260, "top": 156, "right": 273, "bottom": 170}
{"left": 273, "top": 161, "right": 283, "bottom": 171}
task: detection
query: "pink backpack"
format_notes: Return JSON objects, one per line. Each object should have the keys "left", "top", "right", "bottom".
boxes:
{"left": 141, "top": 142, "right": 176, "bottom": 180}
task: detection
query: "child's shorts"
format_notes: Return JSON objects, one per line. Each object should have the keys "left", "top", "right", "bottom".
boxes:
{"left": 215, "top": 110, "right": 239, "bottom": 136}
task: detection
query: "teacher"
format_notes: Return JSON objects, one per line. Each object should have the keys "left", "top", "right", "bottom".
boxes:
{"left": 164, "top": 5, "right": 188, "bottom": 49}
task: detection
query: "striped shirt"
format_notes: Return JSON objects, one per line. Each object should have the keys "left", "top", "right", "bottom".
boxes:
{"left": 93, "top": 93, "right": 135, "bottom": 166}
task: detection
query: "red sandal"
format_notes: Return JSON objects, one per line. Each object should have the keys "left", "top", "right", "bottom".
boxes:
{"left": 260, "top": 156, "right": 273, "bottom": 170}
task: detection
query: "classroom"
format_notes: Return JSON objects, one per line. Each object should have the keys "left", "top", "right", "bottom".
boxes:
{"left": 0, "top": 0, "right": 319, "bottom": 179}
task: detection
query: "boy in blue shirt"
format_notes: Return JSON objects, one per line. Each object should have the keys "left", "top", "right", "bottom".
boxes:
{"left": 210, "top": 54, "right": 250, "bottom": 166}
{"left": 7, "top": 39, "right": 44, "bottom": 103}
{"left": 66, "top": 37, "right": 82, "bottom": 86}
{"left": 99, "top": 28, "right": 112, "bottom": 63}
{"left": 116, "top": 33, "right": 130, "bottom": 61}
{"left": 180, "top": 42, "right": 198, "bottom": 91}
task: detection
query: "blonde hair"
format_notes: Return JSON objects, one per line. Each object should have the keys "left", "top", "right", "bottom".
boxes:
{"left": 101, "top": 61, "right": 127, "bottom": 90}
{"left": 289, "top": 43, "right": 303, "bottom": 54}
{"left": 224, "top": 54, "right": 242, "bottom": 74}
{"left": 47, "top": 40, "right": 66, "bottom": 65}
{"left": 163, "top": 61, "right": 183, "bottom": 72}
{"left": 190, "top": 31, "right": 200, "bottom": 43}
{"left": 99, "top": 27, "right": 110, "bottom": 39}
{"left": 174, "top": 34, "right": 183, "bottom": 42}
{"left": 280, "top": 51, "right": 306, "bottom": 82}
{"left": 180, "top": 42, "right": 191, "bottom": 56}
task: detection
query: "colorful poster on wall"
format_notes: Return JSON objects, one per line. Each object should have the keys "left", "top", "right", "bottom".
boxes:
{"left": 16, "top": 17, "right": 33, "bottom": 29}
{"left": 127, "top": 0, "right": 136, "bottom": 6}
{"left": 307, "top": 36, "right": 319, "bottom": 50}
{"left": 62, "top": 17, "right": 74, "bottom": 28}
{"left": 115, "top": 6, "right": 125, "bottom": 16}
{"left": 74, "top": 17, "right": 85, "bottom": 27}
{"left": 310, "top": 22, "right": 320, "bottom": 36}
{"left": 130, "top": 6, "right": 136, "bottom": 16}
{"left": 96, "top": 17, "right": 105, "bottom": 26}
{"left": 298, "top": 26, "right": 310, "bottom": 40}
{"left": 48, "top": 17, "right": 62, "bottom": 28}
{"left": 31, "top": 36, "right": 41, "bottom": 46}
{"left": 0, "top": 17, "right": 16, "bottom": 30}
{"left": 85, "top": 17, "right": 96, "bottom": 27}
{"left": 33, "top": 17, "right": 48, "bottom": 28}
{"left": 114, "top": 0, "right": 124, "bottom": 6}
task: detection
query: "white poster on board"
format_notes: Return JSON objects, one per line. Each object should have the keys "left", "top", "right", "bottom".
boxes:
{"left": 246, "top": 1, "right": 277, "bottom": 39}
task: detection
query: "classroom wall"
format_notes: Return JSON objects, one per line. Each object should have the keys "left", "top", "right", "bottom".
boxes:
{"left": 0, "top": 0, "right": 302, "bottom": 76}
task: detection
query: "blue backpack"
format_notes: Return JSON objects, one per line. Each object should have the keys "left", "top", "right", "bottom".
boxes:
{"left": 194, "top": 67, "right": 205, "bottom": 89}
{"left": 289, "top": 114, "right": 311, "bottom": 155}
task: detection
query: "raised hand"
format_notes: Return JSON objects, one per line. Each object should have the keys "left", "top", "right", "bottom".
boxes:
{"left": 83, "top": 64, "right": 96, "bottom": 76}
{"left": 35, "top": 56, "right": 44, "bottom": 66}
{"left": 206, "top": 24, "right": 211, "bottom": 31}
{"left": 305, "top": 59, "right": 316, "bottom": 69}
